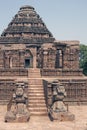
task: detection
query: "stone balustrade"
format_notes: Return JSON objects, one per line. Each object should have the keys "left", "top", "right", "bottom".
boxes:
{"left": 41, "top": 69, "right": 83, "bottom": 77}
{"left": 0, "top": 68, "right": 28, "bottom": 76}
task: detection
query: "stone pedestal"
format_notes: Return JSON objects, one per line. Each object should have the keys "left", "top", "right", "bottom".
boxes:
{"left": 49, "top": 110, "right": 75, "bottom": 121}
{"left": 32, "top": 47, "right": 37, "bottom": 68}
{"left": 5, "top": 107, "right": 30, "bottom": 123}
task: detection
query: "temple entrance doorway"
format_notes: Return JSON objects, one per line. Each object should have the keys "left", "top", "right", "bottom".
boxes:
{"left": 25, "top": 58, "right": 32, "bottom": 68}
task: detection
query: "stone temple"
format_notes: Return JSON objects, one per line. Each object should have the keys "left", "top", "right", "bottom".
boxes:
{"left": 0, "top": 5, "right": 87, "bottom": 116}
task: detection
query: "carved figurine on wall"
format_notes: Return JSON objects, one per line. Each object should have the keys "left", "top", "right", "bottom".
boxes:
{"left": 49, "top": 80, "right": 75, "bottom": 121}
{"left": 5, "top": 82, "right": 30, "bottom": 122}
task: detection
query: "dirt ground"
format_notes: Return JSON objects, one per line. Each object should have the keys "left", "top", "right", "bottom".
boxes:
{"left": 0, "top": 105, "right": 87, "bottom": 130}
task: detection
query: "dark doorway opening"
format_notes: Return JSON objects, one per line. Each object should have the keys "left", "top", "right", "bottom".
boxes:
{"left": 25, "top": 59, "right": 30, "bottom": 68}
{"left": 55, "top": 49, "right": 63, "bottom": 68}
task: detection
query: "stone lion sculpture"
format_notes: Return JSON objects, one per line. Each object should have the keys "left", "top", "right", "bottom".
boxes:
{"left": 52, "top": 80, "right": 67, "bottom": 112}
{"left": 5, "top": 82, "right": 30, "bottom": 122}
{"left": 49, "top": 80, "right": 75, "bottom": 121}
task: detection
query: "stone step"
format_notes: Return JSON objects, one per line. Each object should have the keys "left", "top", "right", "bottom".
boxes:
{"left": 28, "top": 69, "right": 41, "bottom": 78}
{"left": 28, "top": 95, "right": 45, "bottom": 99}
{"left": 30, "top": 111, "right": 47, "bottom": 116}
{"left": 29, "top": 83, "right": 43, "bottom": 85}
{"left": 29, "top": 107, "right": 47, "bottom": 112}
{"left": 29, "top": 100, "right": 46, "bottom": 104}
{"left": 28, "top": 93, "right": 44, "bottom": 96}
{"left": 28, "top": 87, "right": 43, "bottom": 90}
{"left": 28, "top": 89, "right": 44, "bottom": 93}
{"left": 29, "top": 106, "right": 47, "bottom": 111}
{"left": 29, "top": 71, "right": 40, "bottom": 73}
{"left": 29, "top": 68, "right": 40, "bottom": 72}
{"left": 29, "top": 68, "right": 40, "bottom": 71}
{"left": 28, "top": 93, "right": 44, "bottom": 95}
{"left": 28, "top": 86, "right": 44, "bottom": 90}
{"left": 29, "top": 96, "right": 45, "bottom": 100}
{"left": 28, "top": 103, "right": 46, "bottom": 107}
{"left": 29, "top": 75, "right": 40, "bottom": 77}
{"left": 29, "top": 72, "right": 40, "bottom": 74}
{"left": 28, "top": 88, "right": 44, "bottom": 93}
{"left": 29, "top": 72, "right": 41, "bottom": 74}
{"left": 28, "top": 79, "right": 43, "bottom": 85}
{"left": 28, "top": 90, "right": 44, "bottom": 95}
{"left": 28, "top": 69, "right": 41, "bottom": 73}
{"left": 28, "top": 85, "right": 43, "bottom": 88}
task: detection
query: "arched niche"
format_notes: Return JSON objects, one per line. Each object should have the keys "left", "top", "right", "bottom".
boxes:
{"left": 24, "top": 50, "right": 33, "bottom": 68}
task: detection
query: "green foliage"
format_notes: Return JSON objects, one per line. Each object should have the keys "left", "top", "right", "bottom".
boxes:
{"left": 80, "top": 44, "right": 87, "bottom": 75}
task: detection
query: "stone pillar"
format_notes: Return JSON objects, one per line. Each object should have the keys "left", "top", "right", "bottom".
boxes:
{"left": 43, "top": 50, "right": 48, "bottom": 68}
{"left": 32, "top": 47, "right": 37, "bottom": 68}
{"left": 19, "top": 51, "right": 24, "bottom": 68}
{"left": 48, "top": 50, "right": 56, "bottom": 68}
{"left": 59, "top": 50, "right": 63, "bottom": 67}
{"left": 0, "top": 51, "right": 4, "bottom": 68}
{"left": 5, "top": 56, "right": 10, "bottom": 68}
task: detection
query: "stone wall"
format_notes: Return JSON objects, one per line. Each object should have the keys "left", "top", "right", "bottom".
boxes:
{"left": 0, "top": 44, "right": 35, "bottom": 69}
{"left": 61, "top": 79, "right": 87, "bottom": 104}
{"left": 41, "top": 69, "right": 83, "bottom": 76}
{"left": 44, "top": 79, "right": 87, "bottom": 106}
{"left": 0, "top": 80, "right": 15, "bottom": 104}
{"left": 0, "top": 80, "right": 28, "bottom": 105}
{"left": 63, "top": 43, "right": 80, "bottom": 70}
{"left": 0, "top": 68, "right": 28, "bottom": 76}
{"left": 37, "top": 41, "right": 80, "bottom": 71}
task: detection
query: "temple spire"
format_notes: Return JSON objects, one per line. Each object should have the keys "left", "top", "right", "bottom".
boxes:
{"left": 0, "top": 5, "right": 54, "bottom": 44}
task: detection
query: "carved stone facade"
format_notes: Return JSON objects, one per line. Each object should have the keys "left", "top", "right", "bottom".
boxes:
{"left": 0, "top": 5, "right": 87, "bottom": 116}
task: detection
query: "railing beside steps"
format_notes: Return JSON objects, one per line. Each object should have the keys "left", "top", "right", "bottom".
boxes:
{"left": 0, "top": 68, "right": 28, "bottom": 77}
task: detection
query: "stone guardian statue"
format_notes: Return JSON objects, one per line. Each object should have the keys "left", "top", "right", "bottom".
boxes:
{"left": 5, "top": 82, "right": 30, "bottom": 122}
{"left": 49, "top": 80, "right": 75, "bottom": 121}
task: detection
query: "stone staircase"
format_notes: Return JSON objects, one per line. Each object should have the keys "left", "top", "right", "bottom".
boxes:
{"left": 28, "top": 79, "right": 47, "bottom": 116}
{"left": 28, "top": 68, "right": 41, "bottom": 78}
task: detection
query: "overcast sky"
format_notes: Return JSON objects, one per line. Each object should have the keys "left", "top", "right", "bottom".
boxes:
{"left": 0, "top": 0, "right": 87, "bottom": 45}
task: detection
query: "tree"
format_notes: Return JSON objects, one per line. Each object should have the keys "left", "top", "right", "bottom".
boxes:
{"left": 79, "top": 44, "right": 87, "bottom": 76}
